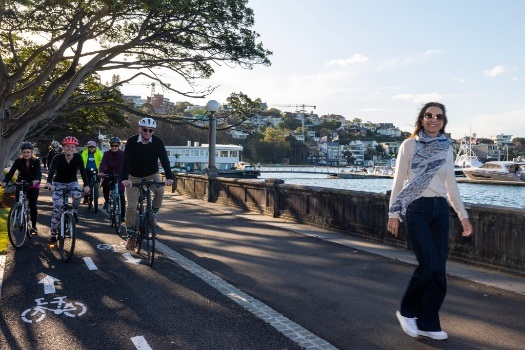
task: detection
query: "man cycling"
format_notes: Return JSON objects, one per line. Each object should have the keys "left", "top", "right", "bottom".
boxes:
{"left": 1, "top": 142, "right": 42, "bottom": 235}
{"left": 45, "top": 136, "right": 89, "bottom": 246}
{"left": 80, "top": 140, "right": 103, "bottom": 205}
{"left": 121, "top": 117, "right": 173, "bottom": 250}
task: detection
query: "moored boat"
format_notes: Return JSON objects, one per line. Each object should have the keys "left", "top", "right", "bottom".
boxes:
{"left": 462, "top": 161, "right": 525, "bottom": 182}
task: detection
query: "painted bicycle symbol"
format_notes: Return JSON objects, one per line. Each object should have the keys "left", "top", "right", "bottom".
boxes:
{"left": 97, "top": 242, "right": 125, "bottom": 252}
{"left": 21, "top": 296, "right": 87, "bottom": 323}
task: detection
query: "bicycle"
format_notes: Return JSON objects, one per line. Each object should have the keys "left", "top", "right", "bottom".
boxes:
{"left": 102, "top": 174, "right": 124, "bottom": 238}
{"left": 86, "top": 168, "right": 99, "bottom": 213}
{"left": 6, "top": 181, "right": 34, "bottom": 248}
{"left": 21, "top": 296, "right": 87, "bottom": 323}
{"left": 49, "top": 187, "right": 83, "bottom": 262}
{"left": 131, "top": 178, "right": 165, "bottom": 266}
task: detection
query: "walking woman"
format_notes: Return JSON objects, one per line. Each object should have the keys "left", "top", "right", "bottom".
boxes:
{"left": 387, "top": 102, "right": 473, "bottom": 340}
{"left": 1, "top": 142, "right": 42, "bottom": 235}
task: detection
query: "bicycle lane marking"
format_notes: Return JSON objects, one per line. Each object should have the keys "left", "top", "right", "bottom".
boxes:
{"left": 82, "top": 257, "right": 98, "bottom": 270}
{"left": 156, "top": 241, "right": 337, "bottom": 350}
{"left": 0, "top": 255, "right": 5, "bottom": 298}
{"left": 131, "top": 336, "right": 153, "bottom": 350}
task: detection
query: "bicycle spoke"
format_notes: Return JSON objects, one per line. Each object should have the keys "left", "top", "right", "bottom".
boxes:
{"left": 146, "top": 213, "right": 156, "bottom": 266}
{"left": 59, "top": 212, "right": 76, "bottom": 262}
{"left": 8, "top": 204, "right": 26, "bottom": 248}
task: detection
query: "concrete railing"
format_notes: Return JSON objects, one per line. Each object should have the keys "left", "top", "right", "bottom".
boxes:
{"left": 173, "top": 173, "right": 525, "bottom": 276}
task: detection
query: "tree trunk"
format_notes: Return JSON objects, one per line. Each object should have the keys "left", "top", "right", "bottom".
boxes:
{"left": 1, "top": 126, "right": 31, "bottom": 170}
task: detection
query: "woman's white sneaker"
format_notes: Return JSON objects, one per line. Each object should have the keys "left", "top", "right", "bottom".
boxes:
{"left": 418, "top": 330, "right": 448, "bottom": 340}
{"left": 396, "top": 310, "right": 418, "bottom": 337}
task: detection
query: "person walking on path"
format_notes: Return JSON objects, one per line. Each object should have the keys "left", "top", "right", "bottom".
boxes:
{"left": 1, "top": 142, "right": 42, "bottom": 235}
{"left": 45, "top": 136, "right": 89, "bottom": 246}
{"left": 387, "top": 102, "right": 473, "bottom": 341}
{"left": 80, "top": 140, "right": 103, "bottom": 204}
{"left": 99, "top": 136, "right": 126, "bottom": 218}
{"left": 121, "top": 117, "right": 173, "bottom": 250}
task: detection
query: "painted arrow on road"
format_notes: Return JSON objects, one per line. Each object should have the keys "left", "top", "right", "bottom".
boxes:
{"left": 38, "top": 275, "right": 60, "bottom": 294}
{"left": 122, "top": 253, "right": 141, "bottom": 264}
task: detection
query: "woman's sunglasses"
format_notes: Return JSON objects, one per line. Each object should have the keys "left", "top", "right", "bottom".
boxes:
{"left": 423, "top": 113, "right": 445, "bottom": 121}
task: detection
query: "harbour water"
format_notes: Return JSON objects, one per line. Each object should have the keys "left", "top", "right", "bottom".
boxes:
{"left": 258, "top": 168, "right": 525, "bottom": 209}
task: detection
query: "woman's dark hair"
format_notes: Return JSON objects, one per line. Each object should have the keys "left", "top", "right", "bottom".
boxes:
{"left": 411, "top": 102, "right": 448, "bottom": 137}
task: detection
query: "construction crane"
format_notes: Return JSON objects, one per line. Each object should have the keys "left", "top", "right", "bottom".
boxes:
{"left": 269, "top": 104, "right": 316, "bottom": 141}
{"left": 118, "top": 82, "right": 157, "bottom": 97}
{"left": 270, "top": 104, "right": 316, "bottom": 113}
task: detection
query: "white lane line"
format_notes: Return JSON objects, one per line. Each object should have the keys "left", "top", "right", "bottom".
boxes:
{"left": 83, "top": 257, "right": 98, "bottom": 270}
{"left": 122, "top": 253, "right": 141, "bottom": 264}
{"left": 131, "top": 335, "right": 152, "bottom": 350}
{"left": 0, "top": 255, "right": 6, "bottom": 298}
{"left": 156, "top": 242, "right": 337, "bottom": 350}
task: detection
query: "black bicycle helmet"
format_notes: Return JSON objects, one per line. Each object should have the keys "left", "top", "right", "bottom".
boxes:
{"left": 109, "top": 136, "right": 121, "bottom": 144}
{"left": 21, "top": 141, "right": 34, "bottom": 150}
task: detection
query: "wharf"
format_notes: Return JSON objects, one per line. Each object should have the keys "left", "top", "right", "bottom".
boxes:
{"left": 456, "top": 178, "right": 525, "bottom": 186}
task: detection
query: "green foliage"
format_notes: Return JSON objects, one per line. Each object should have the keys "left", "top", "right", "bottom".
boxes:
{"left": 0, "top": 0, "right": 271, "bottom": 167}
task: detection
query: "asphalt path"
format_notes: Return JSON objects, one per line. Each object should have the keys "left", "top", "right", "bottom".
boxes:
{"left": 1, "top": 189, "right": 525, "bottom": 350}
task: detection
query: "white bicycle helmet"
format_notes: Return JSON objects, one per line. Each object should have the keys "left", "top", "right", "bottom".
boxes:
{"left": 138, "top": 117, "right": 156, "bottom": 128}
{"left": 51, "top": 141, "right": 60, "bottom": 148}
{"left": 87, "top": 140, "right": 97, "bottom": 147}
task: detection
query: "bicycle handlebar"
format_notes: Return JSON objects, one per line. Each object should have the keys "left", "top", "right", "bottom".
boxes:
{"left": 131, "top": 179, "right": 165, "bottom": 188}
{"left": 100, "top": 174, "right": 120, "bottom": 179}
{"left": 6, "top": 181, "right": 34, "bottom": 188}
{"left": 47, "top": 187, "right": 84, "bottom": 193}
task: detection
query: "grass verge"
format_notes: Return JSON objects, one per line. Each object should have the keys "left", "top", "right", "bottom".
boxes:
{"left": 0, "top": 208, "right": 8, "bottom": 254}
{"left": 0, "top": 187, "right": 12, "bottom": 253}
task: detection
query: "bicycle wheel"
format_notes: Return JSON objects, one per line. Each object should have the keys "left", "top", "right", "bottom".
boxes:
{"left": 134, "top": 209, "right": 143, "bottom": 254}
{"left": 7, "top": 204, "right": 26, "bottom": 248}
{"left": 58, "top": 212, "right": 76, "bottom": 262}
{"left": 113, "top": 197, "right": 123, "bottom": 236}
{"left": 108, "top": 195, "right": 115, "bottom": 227}
{"left": 93, "top": 184, "right": 99, "bottom": 213}
{"left": 145, "top": 212, "right": 156, "bottom": 266}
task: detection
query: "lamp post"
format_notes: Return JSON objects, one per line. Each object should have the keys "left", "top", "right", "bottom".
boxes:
{"left": 206, "top": 100, "right": 220, "bottom": 202}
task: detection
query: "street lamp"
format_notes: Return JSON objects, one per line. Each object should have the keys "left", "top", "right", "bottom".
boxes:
{"left": 205, "top": 100, "right": 220, "bottom": 203}
{"left": 206, "top": 99, "right": 220, "bottom": 177}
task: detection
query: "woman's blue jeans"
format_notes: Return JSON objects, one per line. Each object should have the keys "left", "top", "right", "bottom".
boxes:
{"left": 401, "top": 197, "right": 450, "bottom": 332}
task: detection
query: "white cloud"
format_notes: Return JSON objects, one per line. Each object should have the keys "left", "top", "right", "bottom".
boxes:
{"left": 326, "top": 53, "right": 369, "bottom": 67}
{"left": 392, "top": 93, "right": 445, "bottom": 104}
{"left": 452, "top": 77, "right": 467, "bottom": 83}
{"left": 377, "top": 49, "right": 442, "bottom": 71}
{"left": 483, "top": 64, "right": 517, "bottom": 78}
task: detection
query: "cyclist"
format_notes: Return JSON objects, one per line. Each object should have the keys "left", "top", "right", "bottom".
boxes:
{"left": 80, "top": 140, "right": 103, "bottom": 205}
{"left": 1, "top": 142, "right": 42, "bottom": 235}
{"left": 99, "top": 136, "right": 125, "bottom": 218}
{"left": 46, "top": 141, "right": 62, "bottom": 170}
{"left": 45, "top": 136, "right": 89, "bottom": 246}
{"left": 121, "top": 117, "right": 173, "bottom": 250}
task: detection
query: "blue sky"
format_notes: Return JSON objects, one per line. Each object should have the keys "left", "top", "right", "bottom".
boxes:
{"left": 115, "top": 0, "right": 525, "bottom": 139}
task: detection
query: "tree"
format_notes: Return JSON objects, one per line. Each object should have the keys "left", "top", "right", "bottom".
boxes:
{"left": 0, "top": 0, "right": 271, "bottom": 167}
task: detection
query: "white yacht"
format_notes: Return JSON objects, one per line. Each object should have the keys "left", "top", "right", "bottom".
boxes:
{"left": 462, "top": 161, "right": 525, "bottom": 182}
{"left": 454, "top": 142, "right": 483, "bottom": 176}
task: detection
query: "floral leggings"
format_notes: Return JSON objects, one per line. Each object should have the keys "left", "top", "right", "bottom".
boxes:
{"left": 50, "top": 182, "right": 82, "bottom": 232}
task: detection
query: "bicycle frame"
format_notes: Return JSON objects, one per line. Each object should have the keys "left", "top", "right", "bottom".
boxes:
{"left": 132, "top": 178, "right": 164, "bottom": 266}
{"left": 87, "top": 168, "right": 99, "bottom": 212}
{"left": 6, "top": 181, "right": 33, "bottom": 248}
{"left": 52, "top": 187, "right": 82, "bottom": 262}
{"left": 103, "top": 174, "right": 123, "bottom": 237}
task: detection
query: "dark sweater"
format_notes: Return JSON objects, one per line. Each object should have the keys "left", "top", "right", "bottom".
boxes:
{"left": 121, "top": 134, "right": 173, "bottom": 180}
{"left": 2, "top": 158, "right": 42, "bottom": 183}
{"left": 47, "top": 153, "right": 88, "bottom": 186}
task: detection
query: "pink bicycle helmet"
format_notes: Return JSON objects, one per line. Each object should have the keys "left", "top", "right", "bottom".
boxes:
{"left": 62, "top": 136, "right": 79, "bottom": 146}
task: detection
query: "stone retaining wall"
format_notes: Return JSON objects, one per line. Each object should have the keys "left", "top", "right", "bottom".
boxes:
{"left": 173, "top": 173, "right": 525, "bottom": 276}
